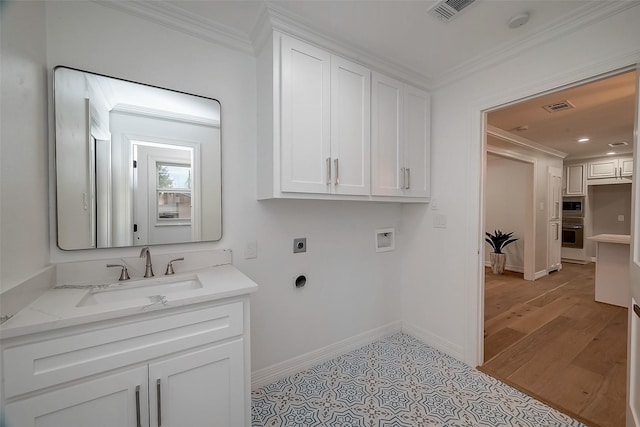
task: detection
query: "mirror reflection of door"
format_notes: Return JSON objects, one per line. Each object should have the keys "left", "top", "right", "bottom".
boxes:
{"left": 133, "top": 143, "right": 197, "bottom": 245}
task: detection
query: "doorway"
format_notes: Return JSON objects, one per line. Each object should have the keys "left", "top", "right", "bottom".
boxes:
{"left": 481, "top": 71, "right": 636, "bottom": 425}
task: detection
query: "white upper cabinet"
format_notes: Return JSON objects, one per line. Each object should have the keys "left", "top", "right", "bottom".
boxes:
{"left": 403, "top": 85, "right": 431, "bottom": 198}
{"left": 587, "top": 156, "right": 633, "bottom": 180}
{"left": 258, "top": 31, "right": 429, "bottom": 202}
{"left": 331, "top": 55, "right": 371, "bottom": 196}
{"left": 564, "top": 163, "right": 585, "bottom": 196}
{"left": 371, "top": 73, "right": 403, "bottom": 196}
{"left": 280, "top": 36, "right": 331, "bottom": 194}
{"left": 372, "top": 73, "right": 430, "bottom": 198}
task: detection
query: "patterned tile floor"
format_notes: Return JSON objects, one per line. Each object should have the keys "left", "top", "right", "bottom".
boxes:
{"left": 251, "top": 333, "right": 586, "bottom": 426}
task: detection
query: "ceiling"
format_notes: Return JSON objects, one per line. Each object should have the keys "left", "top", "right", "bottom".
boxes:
{"left": 163, "top": 0, "right": 619, "bottom": 84}
{"left": 488, "top": 70, "right": 637, "bottom": 160}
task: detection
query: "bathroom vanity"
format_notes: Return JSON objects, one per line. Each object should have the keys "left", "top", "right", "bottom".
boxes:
{"left": 0, "top": 250, "right": 257, "bottom": 427}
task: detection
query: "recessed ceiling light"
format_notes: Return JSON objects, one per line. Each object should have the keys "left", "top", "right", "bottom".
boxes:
{"left": 577, "top": 137, "right": 590, "bottom": 143}
{"left": 606, "top": 151, "right": 616, "bottom": 155}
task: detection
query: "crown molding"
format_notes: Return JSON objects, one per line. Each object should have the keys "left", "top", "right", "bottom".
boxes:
{"left": 432, "top": 1, "right": 640, "bottom": 89}
{"left": 487, "top": 125, "right": 568, "bottom": 159}
{"left": 92, "top": 0, "right": 254, "bottom": 54}
{"left": 252, "top": 3, "right": 432, "bottom": 90}
{"left": 113, "top": 104, "right": 220, "bottom": 128}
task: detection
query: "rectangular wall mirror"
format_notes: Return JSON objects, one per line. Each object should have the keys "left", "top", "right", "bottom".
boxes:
{"left": 54, "top": 67, "right": 222, "bottom": 250}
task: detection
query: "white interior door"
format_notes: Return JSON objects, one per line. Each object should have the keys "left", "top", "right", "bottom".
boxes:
{"left": 628, "top": 66, "right": 640, "bottom": 427}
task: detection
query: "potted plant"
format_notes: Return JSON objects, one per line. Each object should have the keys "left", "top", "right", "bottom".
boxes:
{"left": 485, "top": 230, "right": 518, "bottom": 274}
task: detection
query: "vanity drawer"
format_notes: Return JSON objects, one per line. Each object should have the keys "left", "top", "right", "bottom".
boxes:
{"left": 3, "top": 301, "right": 243, "bottom": 399}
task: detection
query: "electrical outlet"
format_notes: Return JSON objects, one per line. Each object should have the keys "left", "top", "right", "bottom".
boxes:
{"left": 245, "top": 241, "right": 257, "bottom": 259}
{"left": 433, "top": 214, "right": 447, "bottom": 229}
{"left": 618, "top": 215, "right": 625, "bottom": 222}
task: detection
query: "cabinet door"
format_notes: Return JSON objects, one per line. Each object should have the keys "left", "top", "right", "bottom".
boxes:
{"left": 548, "top": 167, "right": 562, "bottom": 221}
{"left": 149, "top": 339, "right": 245, "bottom": 427}
{"left": 4, "top": 367, "right": 147, "bottom": 427}
{"left": 404, "top": 85, "right": 430, "bottom": 198}
{"left": 331, "top": 56, "right": 370, "bottom": 195}
{"left": 588, "top": 158, "right": 618, "bottom": 179}
{"left": 548, "top": 222, "right": 561, "bottom": 272}
{"left": 280, "top": 36, "right": 331, "bottom": 194}
{"left": 371, "top": 73, "right": 403, "bottom": 196}
{"left": 565, "top": 164, "right": 585, "bottom": 195}
{"left": 621, "top": 157, "right": 634, "bottom": 177}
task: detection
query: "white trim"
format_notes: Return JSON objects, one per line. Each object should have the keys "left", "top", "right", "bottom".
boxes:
{"left": 487, "top": 126, "right": 567, "bottom": 159}
{"left": 433, "top": 2, "right": 639, "bottom": 89}
{"left": 112, "top": 104, "right": 220, "bottom": 128}
{"left": 485, "top": 146, "right": 537, "bottom": 282}
{"left": 250, "top": 322, "right": 402, "bottom": 389}
{"left": 471, "top": 51, "right": 640, "bottom": 369}
{"left": 257, "top": 5, "right": 431, "bottom": 90}
{"left": 535, "top": 269, "right": 550, "bottom": 280}
{"left": 402, "top": 321, "right": 465, "bottom": 362}
{"left": 483, "top": 261, "right": 524, "bottom": 274}
{"left": 92, "top": 0, "right": 254, "bottom": 54}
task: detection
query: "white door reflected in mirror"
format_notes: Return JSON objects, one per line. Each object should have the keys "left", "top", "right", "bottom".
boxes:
{"left": 54, "top": 67, "right": 221, "bottom": 250}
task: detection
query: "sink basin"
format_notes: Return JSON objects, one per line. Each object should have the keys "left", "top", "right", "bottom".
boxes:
{"left": 77, "top": 277, "right": 203, "bottom": 306}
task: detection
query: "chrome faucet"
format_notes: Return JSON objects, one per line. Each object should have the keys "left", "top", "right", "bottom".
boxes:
{"left": 140, "top": 246, "right": 154, "bottom": 278}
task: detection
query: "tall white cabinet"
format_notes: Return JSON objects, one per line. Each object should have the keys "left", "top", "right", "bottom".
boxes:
{"left": 548, "top": 166, "right": 562, "bottom": 272}
{"left": 258, "top": 31, "right": 429, "bottom": 202}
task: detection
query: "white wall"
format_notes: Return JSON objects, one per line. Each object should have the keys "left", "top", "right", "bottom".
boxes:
{"left": 485, "top": 154, "right": 530, "bottom": 272}
{"left": 0, "top": 1, "right": 50, "bottom": 293}
{"left": 401, "top": 5, "right": 640, "bottom": 364}
{"left": 591, "top": 184, "right": 632, "bottom": 235}
{"left": 38, "top": 1, "right": 403, "bottom": 372}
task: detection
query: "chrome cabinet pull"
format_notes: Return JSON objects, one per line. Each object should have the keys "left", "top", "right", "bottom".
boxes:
{"left": 400, "top": 167, "right": 405, "bottom": 189}
{"left": 334, "top": 158, "right": 339, "bottom": 185}
{"left": 326, "top": 157, "right": 331, "bottom": 185}
{"left": 406, "top": 168, "right": 411, "bottom": 189}
{"left": 157, "top": 379, "right": 162, "bottom": 427}
{"left": 556, "top": 224, "right": 559, "bottom": 240}
{"left": 135, "top": 385, "right": 142, "bottom": 427}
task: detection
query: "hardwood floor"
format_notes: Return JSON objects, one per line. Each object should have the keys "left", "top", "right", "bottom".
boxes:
{"left": 480, "top": 262, "right": 628, "bottom": 427}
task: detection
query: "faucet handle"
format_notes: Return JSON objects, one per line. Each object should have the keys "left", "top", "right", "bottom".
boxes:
{"left": 107, "top": 264, "right": 131, "bottom": 281}
{"left": 165, "top": 257, "right": 185, "bottom": 275}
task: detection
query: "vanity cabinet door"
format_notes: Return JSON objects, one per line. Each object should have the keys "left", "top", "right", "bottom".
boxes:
{"left": 149, "top": 339, "right": 245, "bottom": 427}
{"left": 4, "top": 366, "right": 148, "bottom": 427}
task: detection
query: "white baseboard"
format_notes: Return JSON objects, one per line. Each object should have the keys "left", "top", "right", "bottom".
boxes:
{"left": 534, "top": 269, "right": 548, "bottom": 280}
{"left": 483, "top": 261, "right": 524, "bottom": 273}
{"left": 251, "top": 321, "right": 402, "bottom": 389}
{"left": 401, "top": 321, "right": 465, "bottom": 362}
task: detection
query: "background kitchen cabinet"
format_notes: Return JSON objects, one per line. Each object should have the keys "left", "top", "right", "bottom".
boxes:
{"left": 587, "top": 156, "right": 633, "bottom": 179}
{"left": 371, "top": 73, "right": 430, "bottom": 198}
{"left": 549, "top": 166, "right": 562, "bottom": 221}
{"left": 564, "top": 163, "right": 585, "bottom": 196}
{"left": 548, "top": 221, "right": 562, "bottom": 272}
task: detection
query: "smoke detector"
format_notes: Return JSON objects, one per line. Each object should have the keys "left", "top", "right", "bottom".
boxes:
{"left": 508, "top": 12, "right": 530, "bottom": 29}
{"left": 428, "top": 0, "right": 478, "bottom": 22}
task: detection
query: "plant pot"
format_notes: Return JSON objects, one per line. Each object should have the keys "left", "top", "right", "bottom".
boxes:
{"left": 490, "top": 253, "right": 507, "bottom": 274}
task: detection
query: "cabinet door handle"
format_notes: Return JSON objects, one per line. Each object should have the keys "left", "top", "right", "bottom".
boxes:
{"left": 326, "top": 157, "right": 331, "bottom": 185}
{"left": 135, "top": 385, "right": 142, "bottom": 427}
{"left": 634, "top": 304, "right": 640, "bottom": 318}
{"left": 400, "top": 167, "right": 405, "bottom": 189}
{"left": 556, "top": 224, "right": 559, "bottom": 240}
{"left": 334, "top": 158, "right": 339, "bottom": 185}
{"left": 157, "top": 379, "right": 162, "bottom": 427}
{"left": 406, "top": 168, "right": 411, "bottom": 189}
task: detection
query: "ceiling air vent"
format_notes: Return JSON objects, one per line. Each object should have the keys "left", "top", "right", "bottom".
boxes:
{"left": 542, "top": 100, "right": 575, "bottom": 113}
{"left": 608, "top": 141, "right": 629, "bottom": 147}
{"left": 428, "top": 0, "right": 477, "bottom": 22}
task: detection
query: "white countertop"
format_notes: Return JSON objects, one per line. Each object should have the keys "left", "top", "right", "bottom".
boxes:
{"left": 587, "top": 234, "right": 631, "bottom": 245}
{"left": 0, "top": 264, "right": 258, "bottom": 339}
